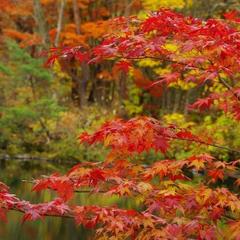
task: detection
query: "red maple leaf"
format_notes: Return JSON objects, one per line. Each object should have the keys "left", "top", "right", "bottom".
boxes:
{"left": 188, "top": 97, "right": 214, "bottom": 111}
{"left": 208, "top": 169, "right": 224, "bottom": 183}
{"left": 224, "top": 10, "right": 240, "bottom": 23}
{"left": 115, "top": 60, "right": 132, "bottom": 73}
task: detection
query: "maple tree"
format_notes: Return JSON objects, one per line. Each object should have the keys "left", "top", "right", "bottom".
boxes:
{"left": 2, "top": 7, "right": 240, "bottom": 240}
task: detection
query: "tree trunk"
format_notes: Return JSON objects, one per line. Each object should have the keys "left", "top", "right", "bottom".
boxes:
{"left": 72, "top": 0, "right": 81, "bottom": 34}
{"left": 173, "top": 88, "right": 181, "bottom": 113}
{"left": 119, "top": 72, "right": 127, "bottom": 105}
{"left": 184, "top": 90, "right": 191, "bottom": 116}
{"left": 33, "top": 0, "right": 50, "bottom": 46}
{"left": 55, "top": 0, "right": 66, "bottom": 47}
{"left": 72, "top": 0, "right": 89, "bottom": 108}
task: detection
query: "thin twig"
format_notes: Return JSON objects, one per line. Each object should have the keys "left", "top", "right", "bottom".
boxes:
{"left": 217, "top": 74, "right": 240, "bottom": 101}
{"left": 3, "top": 205, "right": 74, "bottom": 219}
{"left": 21, "top": 180, "right": 107, "bottom": 194}
{"left": 168, "top": 135, "right": 240, "bottom": 154}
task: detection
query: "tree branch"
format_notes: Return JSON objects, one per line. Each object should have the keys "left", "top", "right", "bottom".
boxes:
{"left": 217, "top": 74, "right": 240, "bottom": 101}
{"left": 168, "top": 135, "right": 240, "bottom": 154}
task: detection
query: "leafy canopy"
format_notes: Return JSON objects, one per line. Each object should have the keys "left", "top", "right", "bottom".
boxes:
{"left": 2, "top": 8, "right": 240, "bottom": 240}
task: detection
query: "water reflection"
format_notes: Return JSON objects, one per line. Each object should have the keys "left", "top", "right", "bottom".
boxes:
{"left": 0, "top": 159, "right": 137, "bottom": 240}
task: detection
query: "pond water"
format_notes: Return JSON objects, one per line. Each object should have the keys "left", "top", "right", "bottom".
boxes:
{"left": 0, "top": 159, "right": 136, "bottom": 240}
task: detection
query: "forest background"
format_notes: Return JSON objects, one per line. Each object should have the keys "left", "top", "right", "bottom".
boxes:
{"left": 2, "top": 1, "right": 240, "bottom": 239}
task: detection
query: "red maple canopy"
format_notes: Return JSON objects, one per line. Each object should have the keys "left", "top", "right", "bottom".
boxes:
{"left": 1, "top": 9, "right": 240, "bottom": 240}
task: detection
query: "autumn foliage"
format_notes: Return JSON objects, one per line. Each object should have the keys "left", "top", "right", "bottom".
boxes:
{"left": 1, "top": 116, "right": 240, "bottom": 239}
{"left": 2, "top": 8, "right": 240, "bottom": 240}
{"left": 48, "top": 8, "right": 240, "bottom": 120}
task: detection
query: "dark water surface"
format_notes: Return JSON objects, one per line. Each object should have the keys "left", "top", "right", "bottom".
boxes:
{"left": 0, "top": 159, "right": 135, "bottom": 240}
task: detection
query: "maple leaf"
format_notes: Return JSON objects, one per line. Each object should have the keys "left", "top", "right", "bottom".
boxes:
{"left": 106, "top": 182, "right": 132, "bottom": 196}
{"left": 176, "top": 130, "right": 199, "bottom": 142}
{"left": 22, "top": 209, "right": 42, "bottom": 223}
{"left": 210, "top": 207, "right": 224, "bottom": 221}
{"left": 32, "top": 178, "right": 52, "bottom": 192}
{"left": 133, "top": 68, "right": 152, "bottom": 88}
{"left": 183, "top": 220, "right": 201, "bottom": 236}
{"left": 187, "top": 154, "right": 214, "bottom": 171}
{"left": 231, "top": 103, "right": 240, "bottom": 121}
{"left": 208, "top": 169, "right": 224, "bottom": 183}
{"left": 88, "top": 169, "right": 105, "bottom": 186}
{"left": 199, "top": 226, "right": 216, "bottom": 240}
{"left": 67, "top": 163, "right": 82, "bottom": 176}
{"left": 137, "top": 182, "right": 153, "bottom": 194}
{"left": 115, "top": 60, "right": 132, "bottom": 73}
{"left": 234, "top": 179, "right": 240, "bottom": 187}
{"left": 188, "top": 97, "right": 214, "bottom": 111}
{"left": 20, "top": 198, "right": 70, "bottom": 223}
{"left": 224, "top": 10, "right": 240, "bottom": 23}
{"left": 126, "top": 209, "right": 137, "bottom": 217}
{"left": 197, "top": 154, "right": 215, "bottom": 162}
{"left": 45, "top": 54, "right": 59, "bottom": 67}
{"left": 78, "top": 132, "right": 94, "bottom": 144}
{"left": 0, "top": 182, "right": 9, "bottom": 192}
{"left": 228, "top": 221, "right": 240, "bottom": 239}
{"left": 32, "top": 174, "right": 74, "bottom": 201}
{"left": 166, "top": 224, "right": 183, "bottom": 238}
{"left": 54, "top": 181, "right": 74, "bottom": 201}
{"left": 154, "top": 136, "right": 169, "bottom": 154}
{"left": 189, "top": 158, "right": 205, "bottom": 171}
{"left": 84, "top": 215, "right": 99, "bottom": 229}
{"left": 147, "top": 72, "right": 180, "bottom": 88}
{"left": 75, "top": 51, "right": 89, "bottom": 62}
